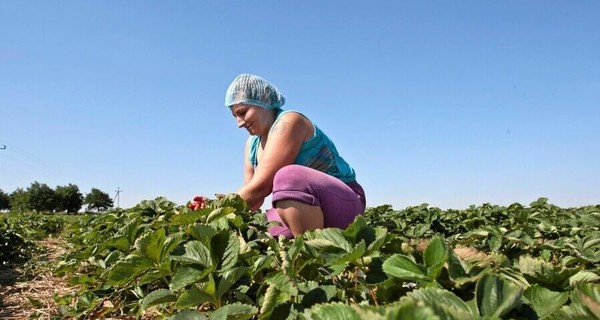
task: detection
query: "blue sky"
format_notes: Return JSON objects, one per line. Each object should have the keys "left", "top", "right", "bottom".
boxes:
{"left": 1, "top": 1, "right": 599, "bottom": 210}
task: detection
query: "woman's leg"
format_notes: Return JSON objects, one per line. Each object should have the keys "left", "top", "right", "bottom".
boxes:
{"left": 275, "top": 200, "right": 324, "bottom": 237}
{"left": 265, "top": 208, "right": 293, "bottom": 238}
{"left": 266, "top": 164, "right": 365, "bottom": 237}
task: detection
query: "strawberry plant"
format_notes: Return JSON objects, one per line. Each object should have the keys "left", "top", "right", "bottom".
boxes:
{"left": 1, "top": 212, "right": 64, "bottom": 267}
{"left": 53, "top": 196, "right": 600, "bottom": 319}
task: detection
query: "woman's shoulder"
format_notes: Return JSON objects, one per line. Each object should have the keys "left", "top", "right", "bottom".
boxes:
{"left": 278, "top": 109, "right": 304, "bottom": 117}
{"left": 273, "top": 110, "right": 314, "bottom": 140}
{"left": 277, "top": 110, "right": 312, "bottom": 124}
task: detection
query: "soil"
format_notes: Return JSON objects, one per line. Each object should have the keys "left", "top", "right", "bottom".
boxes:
{"left": 0, "top": 237, "right": 77, "bottom": 320}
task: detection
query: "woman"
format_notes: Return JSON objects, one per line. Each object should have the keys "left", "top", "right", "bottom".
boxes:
{"left": 195, "top": 74, "right": 366, "bottom": 238}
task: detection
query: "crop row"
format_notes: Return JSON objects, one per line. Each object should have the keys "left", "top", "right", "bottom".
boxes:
{"left": 53, "top": 196, "right": 600, "bottom": 319}
{"left": 0, "top": 213, "right": 65, "bottom": 267}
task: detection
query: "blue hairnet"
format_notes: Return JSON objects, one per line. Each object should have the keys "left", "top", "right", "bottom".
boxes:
{"left": 225, "top": 74, "right": 285, "bottom": 110}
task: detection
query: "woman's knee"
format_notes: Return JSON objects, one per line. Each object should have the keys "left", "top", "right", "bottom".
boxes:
{"left": 276, "top": 199, "right": 324, "bottom": 236}
{"left": 273, "top": 164, "right": 310, "bottom": 189}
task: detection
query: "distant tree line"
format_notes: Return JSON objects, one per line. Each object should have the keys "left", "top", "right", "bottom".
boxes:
{"left": 0, "top": 182, "right": 114, "bottom": 213}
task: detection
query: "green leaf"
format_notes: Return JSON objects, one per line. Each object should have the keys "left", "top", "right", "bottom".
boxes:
{"left": 380, "top": 301, "right": 440, "bottom": 320}
{"left": 216, "top": 267, "right": 247, "bottom": 299}
{"left": 186, "top": 224, "right": 218, "bottom": 242}
{"left": 107, "top": 255, "right": 154, "bottom": 286}
{"left": 211, "top": 231, "right": 240, "bottom": 271}
{"left": 570, "top": 271, "right": 600, "bottom": 287}
{"left": 446, "top": 250, "right": 468, "bottom": 281}
{"left": 523, "top": 285, "right": 568, "bottom": 319}
{"left": 259, "top": 284, "right": 281, "bottom": 320}
{"left": 306, "top": 302, "right": 362, "bottom": 320}
{"left": 382, "top": 254, "right": 429, "bottom": 282}
{"left": 342, "top": 216, "right": 387, "bottom": 254}
{"left": 406, "top": 287, "right": 474, "bottom": 320}
{"left": 300, "top": 283, "right": 338, "bottom": 308}
{"left": 209, "top": 303, "right": 258, "bottom": 320}
{"left": 212, "top": 193, "right": 249, "bottom": 213}
{"left": 106, "top": 236, "right": 131, "bottom": 251}
{"left": 164, "top": 310, "right": 207, "bottom": 320}
{"left": 279, "top": 237, "right": 304, "bottom": 276}
{"left": 251, "top": 255, "right": 275, "bottom": 275}
{"left": 170, "top": 209, "right": 208, "bottom": 225}
{"left": 489, "top": 236, "right": 502, "bottom": 252}
{"left": 341, "top": 215, "right": 369, "bottom": 240}
{"left": 122, "top": 217, "right": 142, "bottom": 245}
{"left": 257, "top": 274, "right": 294, "bottom": 318}
{"left": 423, "top": 237, "right": 449, "bottom": 280}
{"left": 304, "top": 228, "right": 352, "bottom": 252}
{"left": 497, "top": 267, "right": 530, "bottom": 288}
{"left": 207, "top": 207, "right": 236, "bottom": 224}
{"left": 221, "top": 233, "right": 240, "bottom": 270}
{"left": 579, "top": 212, "right": 600, "bottom": 228}
{"left": 139, "top": 270, "right": 164, "bottom": 285}
{"left": 334, "top": 240, "right": 366, "bottom": 265}
{"left": 170, "top": 266, "right": 212, "bottom": 291}
{"left": 212, "top": 216, "right": 230, "bottom": 230}
{"left": 140, "top": 289, "right": 177, "bottom": 310}
{"left": 175, "top": 284, "right": 216, "bottom": 309}
{"left": 519, "top": 255, "right": 579, "bottom": 291}
{"left": 161, "top": 232, "right": 185, "bottom": 265}
{"left": 134, "top": 228, "right": 166, "bottom": 264}
{"left": 366, "top": 227, "right": 388, "bottom": 254}
{"left": 170, "top": 240, "right": 214, "bottom": 268}
{"left": 475, "top": 274, "right": 522, "bottom": 318}
{"left": 104, "top": 250, "right": 122, "bottom": 267}
{"left": 75, "top": 292, "right": 99, "bottom": 314}
{"left": 264, "top": 271, "right": 293, "bottom": 288}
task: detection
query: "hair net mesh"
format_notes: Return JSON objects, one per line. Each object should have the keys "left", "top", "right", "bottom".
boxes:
{"left": 225, "top": 74, "right": 285, "bottom": 110}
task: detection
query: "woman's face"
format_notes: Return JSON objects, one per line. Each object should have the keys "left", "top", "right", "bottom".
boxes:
{"left": 231, "top": 104, "right": 273, "bottom": 136}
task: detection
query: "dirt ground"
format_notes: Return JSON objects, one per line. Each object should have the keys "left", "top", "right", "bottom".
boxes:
{"left": 0, "top": 237, "right": 77, "bottom": 320}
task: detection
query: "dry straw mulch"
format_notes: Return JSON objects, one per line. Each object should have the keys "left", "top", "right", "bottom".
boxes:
{"left": 0, "top": 237, "right": 77, "bottom": 320}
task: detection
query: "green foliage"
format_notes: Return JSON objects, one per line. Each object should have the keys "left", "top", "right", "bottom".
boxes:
{"left": 0, "top": 212, "right": 65, "bottom": 267}
{"left": 9, "top": 188, "right": 30, "bottom": 213}
{"left": 550, "top": 283, "right": 600, "bottom": 319}
{"left": 84, "top": 188, "right": 114, "bottom": 212}
{"left": 55, "top": 183, "right": 84, "bottom": 213}
{"left": 54, "top": 197, "right": 600, "bottom": 319}
{"left": 1, "top": 212, "right": 65, "bottom": 241}
{"left": 4, "top": 183, "right": 112, "bottom": 213}
{"left": 0, "top": 189, "right": 10, "bottom": 210}
{"left": 0, "top": 218, "right": 36, "bottom": 267}
{"left": 523, "top": 285, "right": 569, "bottom": 319}
{"left": 27, "top": 181, "right": 57, "bottom": 212}
{"left": 475, "top": 274, "right": 522, "bottom": 318}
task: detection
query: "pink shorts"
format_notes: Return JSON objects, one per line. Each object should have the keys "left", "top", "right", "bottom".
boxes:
{"left": 265, "top": 164, "right": 366, "bottom": 238}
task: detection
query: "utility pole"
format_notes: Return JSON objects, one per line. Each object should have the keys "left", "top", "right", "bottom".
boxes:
{"left": 114, "top": 187, "right": 122, "bottom": 208}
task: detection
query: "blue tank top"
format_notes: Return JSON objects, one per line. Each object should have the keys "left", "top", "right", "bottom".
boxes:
{"left": 248, "top": 110, "right": 357, "bottom": 183}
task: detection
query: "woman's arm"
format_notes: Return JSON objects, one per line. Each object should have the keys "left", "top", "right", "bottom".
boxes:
{"left": 237, "top": 112, "right": 312, "bottom": 210}
{"left": 241, "top": 137, "right": 264, "bottom": 210}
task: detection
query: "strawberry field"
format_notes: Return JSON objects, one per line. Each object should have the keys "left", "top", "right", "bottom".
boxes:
{"left": 2, "top": 196, "right": 600, "bottom": 319}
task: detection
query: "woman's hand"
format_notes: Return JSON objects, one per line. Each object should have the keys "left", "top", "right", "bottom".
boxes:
{"left": 251, "top": 197, "right": 265, "bottom": 211}
{"left": 188, "top": 196, "right": 207, "bottom": 210}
